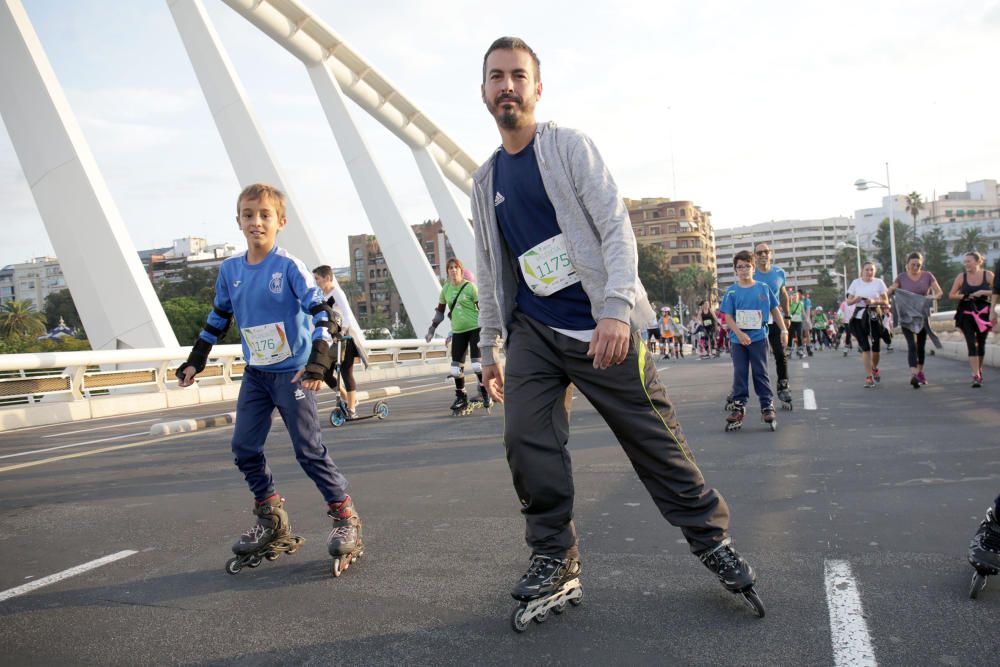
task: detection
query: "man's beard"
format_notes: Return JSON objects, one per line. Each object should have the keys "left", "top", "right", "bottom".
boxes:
{"left": 490, "top": 93, "right": 526, "bottom": 129}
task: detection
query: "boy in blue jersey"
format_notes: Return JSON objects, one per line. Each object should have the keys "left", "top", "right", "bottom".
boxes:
{"left": 177, "top": 183, "right": 363, "bottom": 576}
{"left": 474, "top": 37, "right": 765, "bottom": 619}
{"left": 721, "top": 250, "right": 787, "bottom": 428}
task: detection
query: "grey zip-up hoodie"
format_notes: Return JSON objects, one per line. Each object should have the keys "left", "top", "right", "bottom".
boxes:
{"left": 471, "top": 121, "right": 655, "bottom": 365}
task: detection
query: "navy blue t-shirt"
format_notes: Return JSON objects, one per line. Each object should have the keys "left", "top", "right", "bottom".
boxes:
{"left": 493, "top": 140, "right": 597, "bottom": 330}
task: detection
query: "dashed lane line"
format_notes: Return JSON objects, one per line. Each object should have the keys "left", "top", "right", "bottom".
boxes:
{"left": 803, "top": 388, "right": 817, "bottom": 410}
{"left": 825, "top": 559, "right": 878, "bottom": 666}
{"left": 0, "top": 430, "right": 204, "bottom": 474}
{"left": 0, "top": 550, "right": 138, "bottom": 603}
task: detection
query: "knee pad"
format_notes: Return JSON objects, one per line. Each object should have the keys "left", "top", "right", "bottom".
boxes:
{"left": 470, "top": 360, "right": 482, "bottom": 374}
{"left": 449, "top": 364, "right": 463, "bottom": 378}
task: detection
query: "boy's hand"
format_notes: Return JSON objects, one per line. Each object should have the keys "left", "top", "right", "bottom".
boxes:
{"left": 738, "top": 332, "right": 752, "bottom": 346}
{"left": 587, "top": 318, "right": 630, "bottom": 369}
{"left": 292, "top": 368, "right": 323, "bottom": 392}
{"left": 177, "top": 366, "right": 197, "bottom": 388}
{"left": 482, "top": 363, "right": 505, "bottom": 403}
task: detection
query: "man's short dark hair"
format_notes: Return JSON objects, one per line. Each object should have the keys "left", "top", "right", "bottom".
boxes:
{"left": 733, "top": 250, "right": 755, "bottom": 268}
{"left": 313, "top": 265, "right": 333, "bottom": 280}
{"left": 482, "top": 36, "right": 541, "bottom": 83}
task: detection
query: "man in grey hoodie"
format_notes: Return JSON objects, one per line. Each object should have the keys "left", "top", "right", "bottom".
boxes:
{"left": 475, "top": 36, "right": 763, "bottom": 618}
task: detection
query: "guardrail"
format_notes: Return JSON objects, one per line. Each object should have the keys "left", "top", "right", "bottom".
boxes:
{"left": 0, "top": 339, "right": 449, "bottom": 405}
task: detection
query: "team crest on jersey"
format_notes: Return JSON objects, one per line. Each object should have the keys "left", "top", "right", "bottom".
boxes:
{"left": 494, "top": 191, "right": 505, "bottom": 207}
{"left": 268, "top": 272, "right": 283, "bottom": 294}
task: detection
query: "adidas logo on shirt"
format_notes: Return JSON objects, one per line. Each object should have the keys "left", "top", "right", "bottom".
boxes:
{"left": 494, "top": 191, "right": 505, "bottom": 207}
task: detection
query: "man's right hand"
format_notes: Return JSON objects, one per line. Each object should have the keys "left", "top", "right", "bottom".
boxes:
{"left": 177, "top": 366, "right": 197, "bottom": 388}
{"left": 481, "top": 363, "right": 505, "bottom": 403}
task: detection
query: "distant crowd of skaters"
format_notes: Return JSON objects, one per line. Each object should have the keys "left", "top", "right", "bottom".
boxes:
{"left": 643, "top": 248, "right": 999, "bottom": 392}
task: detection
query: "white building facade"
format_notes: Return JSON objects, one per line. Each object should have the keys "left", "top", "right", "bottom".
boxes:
{"left": 715, "top": 217, "right": 854, "bottom": 290}
{"left": 0, "top": 256, "right": 66, "bottom": 308}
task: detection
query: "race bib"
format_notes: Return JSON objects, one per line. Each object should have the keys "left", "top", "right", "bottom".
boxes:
{"left": 242, "top": 322, "right": 291, "bottom": 366}
{"left": 518, "top": 234, "right": 581, "bottom": 297}
{"left": 790, "top": 310, "right": 803, "bottom": 322}
{"left": 735, "top": 309, "right": 763, "bottom": 330}
{"left": 702, "top": 318, "right": 713, "bottom": 327}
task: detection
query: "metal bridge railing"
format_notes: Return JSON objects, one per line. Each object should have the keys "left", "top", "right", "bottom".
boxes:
{"left": 0, "top": 339, "right": 449, "bottom": 405}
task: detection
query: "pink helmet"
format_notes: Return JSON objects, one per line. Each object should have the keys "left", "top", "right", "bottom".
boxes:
{"left": 462, "top": 268, "right": 476, "bottom": 283}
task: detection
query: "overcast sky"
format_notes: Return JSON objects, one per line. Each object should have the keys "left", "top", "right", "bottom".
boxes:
{"left": 2, "top": 0, "right": 999, "bottom": 269}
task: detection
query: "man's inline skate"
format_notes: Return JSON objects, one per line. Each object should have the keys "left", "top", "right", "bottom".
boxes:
{"left": 776, "top": 379, "right": 793, "bottom": 411}
{"left": 450, "top": 388, "right": 492, "bottom": 416}
{"left": 327, "top": 496, "right": 364, "bottom": 577}
{"left": 725, "top": 402, "right": 745, "bottom": 432}
{"left": 225, "top": 496, "right": 305, "bottom": 575}
{"left": 509, "top": 553, "right": 584, "bottom": 633}
{"left": 761, "top": 403, "right": 777, "bottom": 431}
{"left": 968, "top": 506, "right": 1000, "bottom": 599}
{"left": 699, "top": 540, "right": 765, "bottom": 617}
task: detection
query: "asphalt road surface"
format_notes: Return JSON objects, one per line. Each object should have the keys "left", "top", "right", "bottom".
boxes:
{"left": 1, "top": 344, "right": 998, "bottom": 666}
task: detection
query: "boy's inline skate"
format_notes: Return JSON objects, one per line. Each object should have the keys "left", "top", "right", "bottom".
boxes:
{"left": 725, "top": 402, "right": 745, "bottom": 432}
{"left": 761, "top": 403, "right": 777, "bottom": 432}
{"left": 968, "top": 506, "right": 1000, "bottom": 599}
{"left": 776, "top": 379, "right": 793, "bottom": 411}
{"left": 327, "top": 496, "right": 364, "bottom": 577}
{"left": 699, "top": 540, "right": 765, "bottom": 617}
{"left": 509, "top": 554, "right": 584, "bottom": 633}
{"left": 225, "top": 496, "right": 305, "bottom": 575}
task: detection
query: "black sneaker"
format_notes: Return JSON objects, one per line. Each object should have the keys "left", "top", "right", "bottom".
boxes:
{"left": 511, "top": 554, "right": 581, "bottom": 601}
{"left": 699, "top": 541, "right": 755, "bottom": 593}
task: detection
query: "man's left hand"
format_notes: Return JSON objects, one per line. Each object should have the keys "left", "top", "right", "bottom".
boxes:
{"left": 587, "top": 318, "right": 630, "bottom": 369}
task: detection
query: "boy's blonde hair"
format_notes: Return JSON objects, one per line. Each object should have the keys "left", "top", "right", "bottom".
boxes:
{"left": 236, "top": 183, "right": 286, "bottom": 220}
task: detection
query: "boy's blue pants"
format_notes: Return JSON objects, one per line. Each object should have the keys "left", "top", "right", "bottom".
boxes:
{"left": 731, "top": 337, "right": 773, "bottom": 409}
{"left": 230, "top": 366, "right": 348, "bottom": 504}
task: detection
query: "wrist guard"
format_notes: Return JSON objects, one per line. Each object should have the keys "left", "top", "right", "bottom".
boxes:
{"left": 303, "top": 339, "right": 334, "bottom": 382}
{"left": 176, "top": 338, "right": 212, "bottom": 380}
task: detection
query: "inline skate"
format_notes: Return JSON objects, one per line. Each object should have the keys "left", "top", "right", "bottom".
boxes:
{"left": 225, "top": 496, "right": 305, "bottom": 575}
{"left": 761, "top": 404, "right": 777, "bottom": 432}
{"left": 510, "top": 554, "right": 584, "bottom": 633}
{"left": 968, "top": 506, "right": 1000, "bottom": 599}
{"left": 725, "top": 402, "right": 745, "bottom": 432}
{"left": 327, "top": 496, "right": 364, "bottom": 577}
{"left": 449, "top": 391, "right": 469, "bottom": 416}
{"left": 699, "top": 540, "right": 765, "bottom": 617}
{"left": 776, "top": 379, "right": 793, "bottom": 410}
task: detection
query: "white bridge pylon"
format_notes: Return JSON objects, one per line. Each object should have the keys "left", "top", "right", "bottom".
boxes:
{"left": 207, "top": 0, "right": 480, "bottom": 331}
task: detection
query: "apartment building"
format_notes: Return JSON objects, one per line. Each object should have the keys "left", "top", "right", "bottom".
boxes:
{"left": 624, "top": 198, "right": 716, "bottom": 274}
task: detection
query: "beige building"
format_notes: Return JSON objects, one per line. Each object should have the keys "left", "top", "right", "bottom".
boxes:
{"left": 624, "top": 198, "right": 717, "bottom": 274}
{"left": 347, "top": 220, "right": 454, "bottom": 328}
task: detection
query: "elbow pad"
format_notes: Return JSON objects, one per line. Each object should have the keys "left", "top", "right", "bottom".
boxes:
{"left": 176, "top": 338, "right": 213, "bottom": 380}
{"left": 303, "top": 339, "right": 335, "bottom": 382}
{"left": 203, "top": 306, "right": 234, "bottom": 340}
{"left": 309, "top": 303, "right": 343, "bottom": 337}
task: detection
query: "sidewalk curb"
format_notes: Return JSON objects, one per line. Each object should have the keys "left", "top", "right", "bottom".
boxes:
{"left": 150, "top": 412, "right": 236, "bottom": 436}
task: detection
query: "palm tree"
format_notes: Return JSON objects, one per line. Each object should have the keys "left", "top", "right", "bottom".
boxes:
{"left": 905, "top": 192, "right": 924, "bottom": 237}
{"left": 0, "top": 299, "right": 46, "bottom": 338}
{"left": 955, "top": 228, "right": 985, "bottom": 255}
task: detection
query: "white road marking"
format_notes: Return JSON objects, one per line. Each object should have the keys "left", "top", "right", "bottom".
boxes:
{"left": 803, "top": 389, "right": 817, "bottom": 410}
{"left": 42, "top": 418, "right": 158, "bottom": 438}
{"left": 0, "top": 550, "right": 138, "bottom": 603}
{"left": 803, "top": 362, "right": 810, "bottom": 369}
{"left": 0, "top": 432, "right": 149, "bottom": 460}
{"left": 824, "top": 559, "right": 877, "bottom": 666}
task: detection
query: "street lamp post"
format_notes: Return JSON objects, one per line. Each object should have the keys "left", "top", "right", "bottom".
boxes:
{"left": 830, "top": 269, "right": 848, "bottom": 295}
{"left": 836, "top": 235, "right": 862, "bottom": 277}
{"left": 855, "top": 162, "right": 898, "bottom": 281}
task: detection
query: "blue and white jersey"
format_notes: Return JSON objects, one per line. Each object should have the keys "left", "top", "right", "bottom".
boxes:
{"left": 198, "top": 246, "right": 331, "bottom": 373}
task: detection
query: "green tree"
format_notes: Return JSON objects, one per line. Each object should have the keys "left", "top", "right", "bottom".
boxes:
{"left": 955, "top": 227, "right": 985, "bottom": 255}
{"left": 156, "top": 267, "right": 218, "bottom": 302}
{"left": 810, "top": 268, "right": 839, "bottom": 311}
{"left": 919, "top": 227, "right": 959, "bottom": 310}
{"left": 161, "top": 296, "right": 240, "bottom": 345}
{"left": 832, "top": 245, "right": 863, "bottom": 286}
{"left": 637, "top": 243, "right": 676, "bottom": 308}
{"left": 872, "top": 218, "right": 916, "bottom": 278}
{"left": 43, "top": 289, "right": 84, "bottom": 334}
{"left": 0, "top": 299, "right": 46, "bottom": 339}
{"left": 673, "top": 266, "right": 715, "bottom": 315}
{"left": 905, "top": 192, "right": 924, "bottom": 237}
